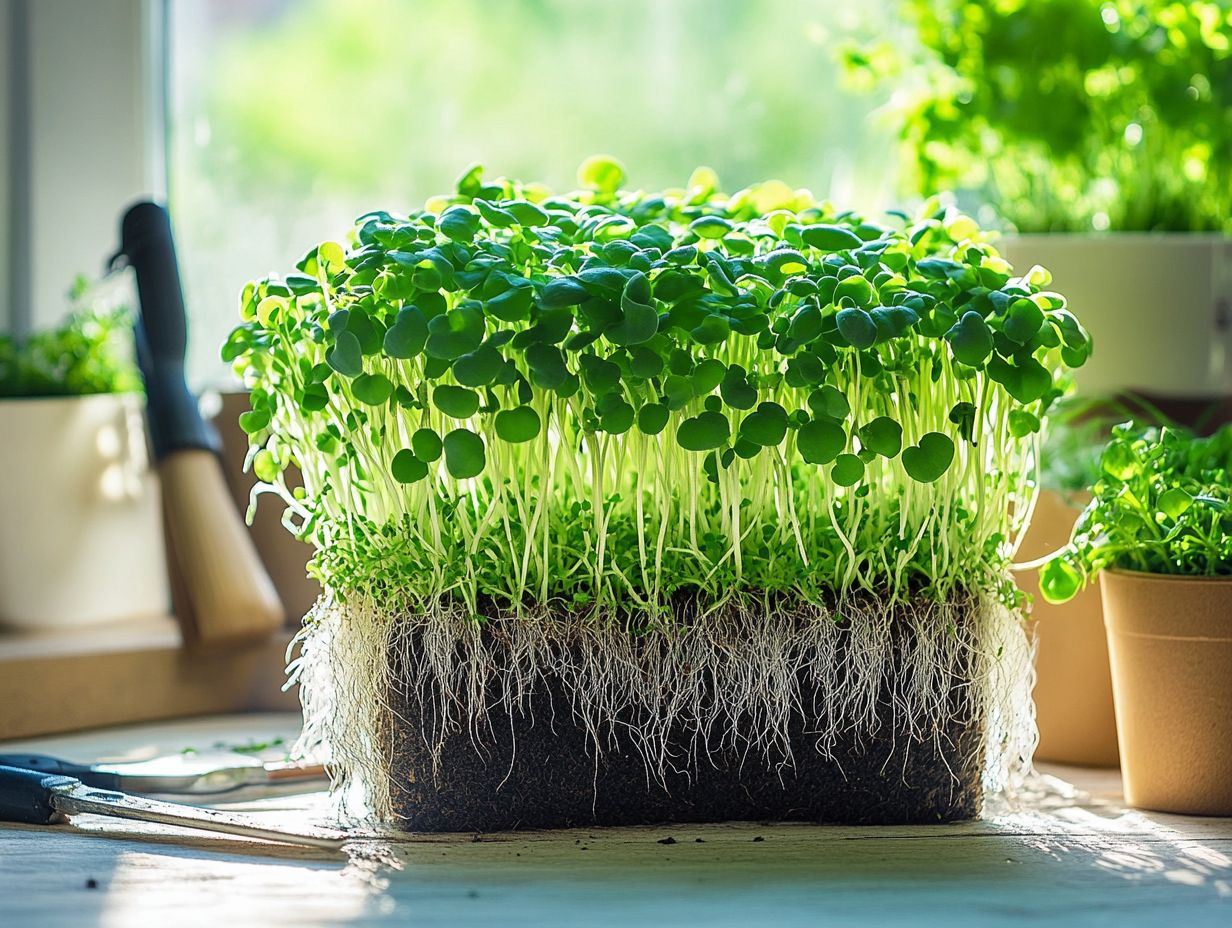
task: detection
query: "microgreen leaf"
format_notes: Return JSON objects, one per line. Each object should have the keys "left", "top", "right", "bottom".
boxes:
{"left": 902, "top": 432, "right": 956, "bottom": 483}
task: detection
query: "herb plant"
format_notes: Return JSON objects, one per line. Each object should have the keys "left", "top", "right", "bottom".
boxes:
{"left": 1040, "top": 423, "right": 1232, "bottom": 603}
{"left": 228, "top": 158, "right": 1090, "bottom": 618}
{"left": 843, "top": 0, "right": 1232, "bottom": 232}
{"left": 0, "top": 279, "right": 141, "bottom": 399}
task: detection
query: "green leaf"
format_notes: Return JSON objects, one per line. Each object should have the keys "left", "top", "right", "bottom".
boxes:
{"left": 902, "top": 432, "right": 956, "bottom": 483}
{"left": 676, "top": 410, "right": 730, "bottom": 451}
{"left": 425, "top": 307, "right": 484, "bottom": 360}
{"left": 411, "top": 427, "right": 442, "bottom": 462}
{"left": 946, "top": 311, "right": 994, "bottom": 367}
{"left": 238, "top": 409, "right": 271, "bottom": 434}
{"left": 495, "top": 405, "right": 542, "bottom": 443}
{"left": 326, "top": 330, "right": 363, "bottom": 377}
{"left": 352, "top": 372, "right": 393, "bottom": 406}
{"left": 1158, "top": 487, "right": 1193, "bottom": 520}
{"left": 690, "top": 216, "right": 733, "bottom": 240}
{"left": 835, "top": 307, "right": 877, "bottom": 349}
{"left": 797, "top": 419, "right": 846, "bottom": 465}
{"left": 831, "top": 453, "right": 865, "bottom": 487}
{"left": 808, "top": 385, "right": 850, "bottom": 421}
{"left": 252, "top": 449, "right": 280, "bottom": 483}
{"left": 525, "top": 343, "right": 569, "bottom": 389}
{"left": 801, "top": 224, "right": 863, "bottom": 251}
{"left": 540, "top": 277, "right": 590, "bottom": 308}
{"left": 432, "top": 384, "right": 480, "bottom": 418}
{"left": 1003, "top": 298, "right": 1045, "bottom": 344}
{"left": 452, "top": 345, "right": 504, "bottom": 387}
{"left": 720, "top": 365, "right": 757, "bottom": 409}
{"left": 383, "top": 308, "right": 429, "bottom": 359}
{"left": 987, "top": 355, "right": 1052, "bottom": 404}
{"left": 1039, "top": 558, "right": 1083, "bottom": 604}
{"left": 1101, "top": 441, "right": 1140, "bottom": 480}
{"left": 438, "top": 206, "right": 480, "bottom": 243}
{"left": 637, "top": 402, "right": 670, "bottom": 435}
{"left": 834, "top": 275, "right": 874, "bottom": 307}
{"left": 598, "top": 398, "right": 634, "bottom": 434}
{"left": 391, "top": 449, "right": 429, "bottom": 484}
{"left": 505, "top": 200, "right": 551, "bottom": 227}
{"left": 607, "top": 271, "right": 659, "bottom": 346}
{"left": 740, "top": 404, "right": 789, "bottom": 447}
{"left": 858, "top": 416, "right": 903, "bottom": 457}
{"left": 629, "top": 346, "right": 665, "bottom": 379}
{"left": 443, "top": 428, "right": 486, "bottom": 479}
{"left": 578, "top": 156, "right": 626, "bottom": 194}
{"left": 1007, "top": 409, "right": 1040, "bottom": 438}
{"left": 487, "top": 282, "right": 534, "bottom": 322}
{"left": 690, "top": 358, "right": 726, "bottom": 394}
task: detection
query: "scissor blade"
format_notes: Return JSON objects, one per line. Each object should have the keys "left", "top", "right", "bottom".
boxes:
{"left": 48, "top": 782, "right": 347, "bottom": 850}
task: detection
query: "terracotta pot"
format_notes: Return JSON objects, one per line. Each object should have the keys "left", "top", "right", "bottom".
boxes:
{"left": 1100, "top": 569, "right": 1232, "bottom": 815}
{"left": 0, "top": 394, "right": 169, "bottom": 628}
{"left": 1001, "top": 234, "right": 1232, "bottom": 399}
{"left": 210, "top": 392, "right": 320, "bottom": 623}
{"left": 1019, "top": 490, "right": 1120, "bottom": 766}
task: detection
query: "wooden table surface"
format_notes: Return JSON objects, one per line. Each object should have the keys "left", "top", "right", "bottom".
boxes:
{"left": 1, "top": 713, "right": 1230, "bottom": 927}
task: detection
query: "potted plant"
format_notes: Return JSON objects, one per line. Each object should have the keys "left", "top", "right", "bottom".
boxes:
{"left": 1041, "top": 423, "right": 1232, "bottom": 814}
{"left": 843, "top": 0, "right": 1232, "bottom": 399}
{"left": 0, "top": 280, "right": 168, "bottom": 628}
{"left": 228, "top": 158, "right": 1090, "bottom": 830}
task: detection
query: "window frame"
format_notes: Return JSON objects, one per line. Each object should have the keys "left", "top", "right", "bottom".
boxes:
{"left": 2, "top": 0, "right": 166, "bottom": 335}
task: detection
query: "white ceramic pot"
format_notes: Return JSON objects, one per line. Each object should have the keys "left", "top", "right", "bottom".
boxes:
{"left": 1001, "top": 234, "right": 1232, "bottom": 398}
{"left": 0, "top": 393, "right": 169, "bottom": 628}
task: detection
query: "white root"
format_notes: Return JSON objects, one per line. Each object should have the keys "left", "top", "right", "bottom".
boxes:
{"left": 290, "top": 589, "right": 1036, "bottom": 822}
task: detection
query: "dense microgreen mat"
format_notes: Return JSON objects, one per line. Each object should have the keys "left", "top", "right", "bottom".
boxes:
{"left": 1040, "top": 423, "right": 1232, "bottom": 603}
{"left": 844, "top": 0, "right": 1232, "bottom": 233}
{"left": 228, "top": 158, "right": 1090, "bottom": 622}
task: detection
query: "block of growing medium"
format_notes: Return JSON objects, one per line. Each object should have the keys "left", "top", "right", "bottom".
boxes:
{"left": 225, "top": 157, "right": 1091, "bottom": 830}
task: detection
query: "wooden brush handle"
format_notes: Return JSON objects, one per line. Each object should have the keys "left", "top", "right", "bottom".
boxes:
{"left": 159, "top": 450, "right": 283, "bottom": 648}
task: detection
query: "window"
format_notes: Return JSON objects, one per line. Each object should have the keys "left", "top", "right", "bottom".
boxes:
{"left": 167, "top": 0, "right": 895, "bottom": 383}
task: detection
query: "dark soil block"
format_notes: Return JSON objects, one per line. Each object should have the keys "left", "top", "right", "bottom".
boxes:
{"left": 381, "top": 612, "right": 986, "bottom": 831}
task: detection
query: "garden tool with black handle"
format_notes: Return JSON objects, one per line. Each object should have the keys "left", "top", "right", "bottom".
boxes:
{"left": 111, "top": 202, "right": 283, "bottom": 647}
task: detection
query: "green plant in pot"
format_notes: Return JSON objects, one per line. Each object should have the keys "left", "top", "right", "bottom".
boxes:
{"left": 228, "top": 158, "right": 1090, "bottom": 830}
{"left": 843, "top": 0, "right": 1232, "bottom": 399}
{"left": 1041, "top": 423, "right": 1232, "bottom": 814}
{"left": 0, "top": 280, "right": 167, "bottom": 628}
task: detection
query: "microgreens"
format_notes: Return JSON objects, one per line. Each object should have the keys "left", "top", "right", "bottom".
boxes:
{"left": 843, "top": 0, "right": 1232, "bottom": 232}
{"left": 1040, "top": 423, "right": 1232, "bottom": 603}
{"left": 227, "top": 158, "right": 1090, "bottom": 621}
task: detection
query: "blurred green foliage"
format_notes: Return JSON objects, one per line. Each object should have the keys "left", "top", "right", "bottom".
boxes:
{"left": 169, "top": 0, "right": 895, "bottom": 381}
{"left": 0, "top": 277, "right": 141, "bottom": 398}
{"left": 843, "top": 0, "right": 1232, "bottom": 232}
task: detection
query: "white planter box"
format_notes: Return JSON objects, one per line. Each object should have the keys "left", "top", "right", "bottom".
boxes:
{"left": 0, "top": 393, "right": 169, "bottom": 628}
{"left": 1002, "top": 234, "right": 1232, "bottom": 398}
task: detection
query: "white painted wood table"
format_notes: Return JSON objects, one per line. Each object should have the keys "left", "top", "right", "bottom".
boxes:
{"left": 1, "top": 713, "right": 1230, "bottom": 927}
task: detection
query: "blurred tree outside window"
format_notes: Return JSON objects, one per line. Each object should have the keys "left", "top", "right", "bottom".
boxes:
{"left": 168, "top": 0, "right": 897, "bottom": 383}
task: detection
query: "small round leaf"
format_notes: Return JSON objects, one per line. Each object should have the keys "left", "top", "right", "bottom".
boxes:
{"left": 391, "top": 449, "right": 429, "bottom": 484}
{"left": 495, "top": 406, "right": 542, "bottom": 443}
{"left": 443, "top": 428, "right": 486, "bottom": 479}
{"left": 902, "top": 432, "right": 956, "bottom": 483}
{"left": 433, "top": 384, "right": 480, "bottom": 418}
{"left": 676, "top": 410, "right": 730, "bottom": 451}
{"left": 412, "top": 428, "right": 443, "bottom": 462}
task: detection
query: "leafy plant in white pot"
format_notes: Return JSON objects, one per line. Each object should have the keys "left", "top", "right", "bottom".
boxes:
{"left": 0, "top": 283, "right": 168, "bottom": 629}
{"left": 845, "top": 0, "right": 1232, "bottom": 399}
